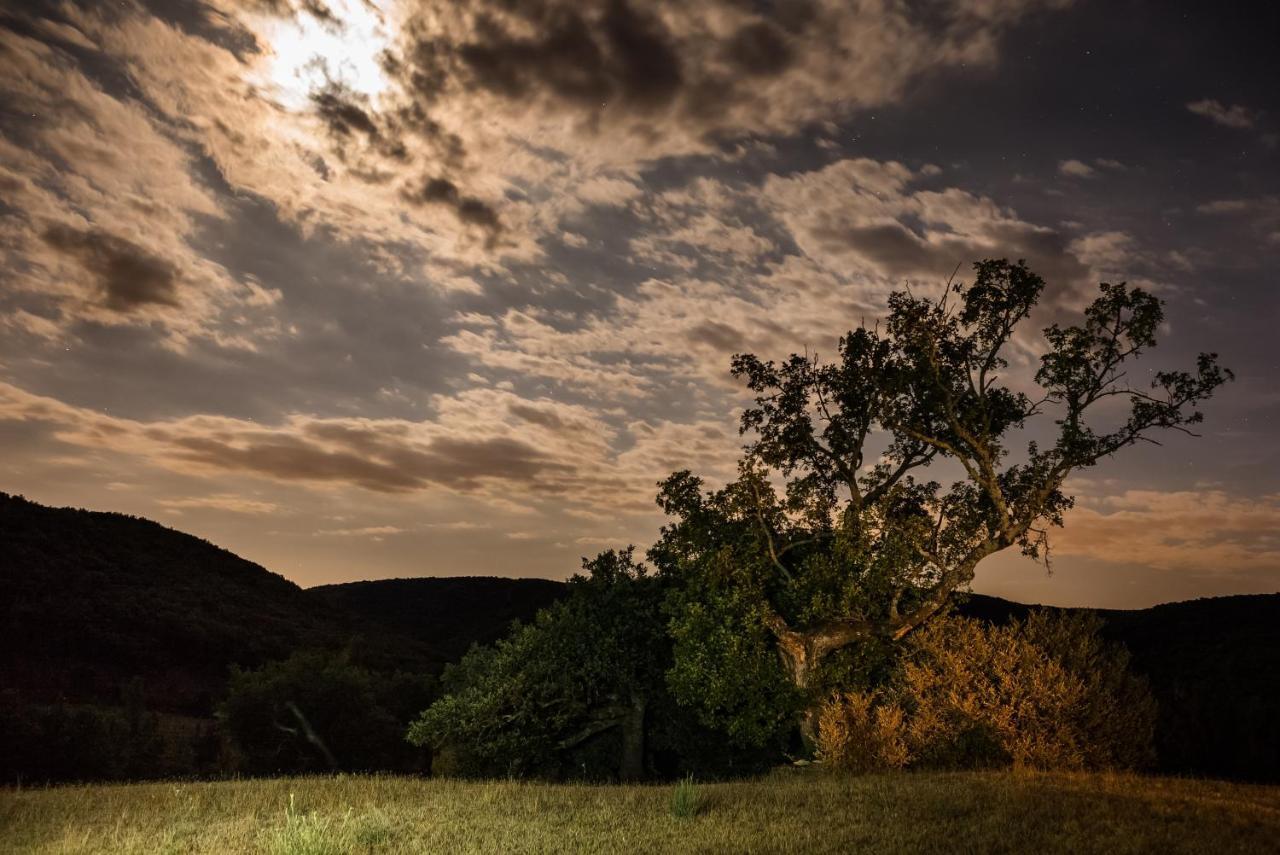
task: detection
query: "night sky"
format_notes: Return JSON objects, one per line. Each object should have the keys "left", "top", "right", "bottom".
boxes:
{"left": 1, "top": 0, "right": 1277, "bottom": 607}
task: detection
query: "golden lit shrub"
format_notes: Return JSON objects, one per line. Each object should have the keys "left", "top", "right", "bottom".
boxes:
{"left": 902, "top": 616, "right": 1085, "bottom": 769}
{"left": 819, "top": 611, "right": 1156, "bottom": 773}
{"left": 817, "top": 691, "right": 910, "bottom": 772}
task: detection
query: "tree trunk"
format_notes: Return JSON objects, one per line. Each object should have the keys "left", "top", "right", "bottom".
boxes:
{"left": 765, "top": 581, "right": 974, "bottom": 754}
{"left": 619, "top": 693, "right": 647, "bottom": 781}
{"left": 773, "top": 629, "right": 823, "bottom": 752}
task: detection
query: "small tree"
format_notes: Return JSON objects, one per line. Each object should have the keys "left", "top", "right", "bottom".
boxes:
{"left": 408, "top": 549, "right": 668, "bottom": 780}
{"left": 655, "top": 259, "right": 1229, "bottom": 744}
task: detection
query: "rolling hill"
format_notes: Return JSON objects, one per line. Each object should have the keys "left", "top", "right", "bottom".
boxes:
{"left": 309, "top": 576, "right": 565, "bottom": 663}
{"left": 0, "top": 492, "right": 561, "bottom": 716}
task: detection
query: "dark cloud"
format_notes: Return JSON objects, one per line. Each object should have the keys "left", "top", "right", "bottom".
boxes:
{"left": 41, "top": 225, "right": 180, "bottom": 312}
{"left": 446, "top": 0, "right": 682, "bottom": 110}
{"left": 402, "top": 176, "right": 501, "bottom": 232}
{"left": 812, "top": 222, "right": 937, "bottom": 278}
{"left": 686, "top": 319, "right": 746, "bottom": 352}
{"left": 508, "top": 402, "right": 567, "bottom": 430}
{"left": 808, "top": 218, "right": 1090, "bottom": 306}
{"left": 168, "top": 428, "right": 561, "bottom": 492}
{"left": 313, "top": 88, "right": 380, "bottom": 138}
{"left": 397, "top": 0, "right": 799, "bottom": 124}
{"left": 297, "top": 0, "right": 338, "bottom": 26}
{"left": 312, "top": 85, "right": 410, "bottom": 161}
{"left": 723, "top": 21, "right": 794, "bottom": 77}
{"left": 596, "top": 0, "right": 683, "bottom": 108}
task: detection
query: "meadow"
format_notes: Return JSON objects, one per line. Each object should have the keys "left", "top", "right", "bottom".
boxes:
{"left": 3, "top": 770, "right": 1279, "bottom": 854}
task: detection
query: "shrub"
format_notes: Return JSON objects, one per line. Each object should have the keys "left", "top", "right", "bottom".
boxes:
{"left": 817, "top": 611, "right": 1156, "bottom": 772}
{"left": 817, "top": 691, "right": 909, "bottom": 773}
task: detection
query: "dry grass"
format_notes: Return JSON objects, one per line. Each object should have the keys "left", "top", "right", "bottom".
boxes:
{"left": 2, "top": 769, "right": 1279, "bottom": 854}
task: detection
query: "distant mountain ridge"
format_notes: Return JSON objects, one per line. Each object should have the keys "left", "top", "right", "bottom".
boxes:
{"left": 0, "top": 492, "right": 559, "bottom": 716}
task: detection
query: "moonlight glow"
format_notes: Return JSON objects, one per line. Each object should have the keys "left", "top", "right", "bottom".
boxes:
{"left": 259, "top": 0, "right": 392, "bottom": 108}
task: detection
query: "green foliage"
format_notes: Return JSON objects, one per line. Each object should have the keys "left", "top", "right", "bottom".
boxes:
{"left": 662, "top": 575, "right": 802, "bottom": 748}
{"left": 817, "top": 612, "right": 1156, "bottom": 772}
{"left": 219, "top": 650, "right": 434, "bottom": 775}
{"left": 408, "top": 549, "right": 670, "bottom": 779}
{"left": 408, "top": 549, "right": 778, "bottom": 780}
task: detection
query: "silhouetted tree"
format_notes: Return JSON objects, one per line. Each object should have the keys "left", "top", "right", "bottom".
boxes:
{"left": 653, "top": 259, "right": 1230, "bottom": 746}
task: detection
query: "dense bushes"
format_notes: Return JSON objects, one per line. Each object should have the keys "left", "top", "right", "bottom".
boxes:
{"left": 409, "top": 550, "right": 784, "bottom": 781}
{"left": 818, "top": 612, "right": 1156, "bottom": 773}
{"left": 0, "top": 680, "right": 224, "bottom": 783}
{"left": 220, "top": 651, "right": 434, "bottom": 775}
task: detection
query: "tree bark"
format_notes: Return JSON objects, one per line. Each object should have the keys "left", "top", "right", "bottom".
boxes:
{"left": 619, "top": 693, "right": 647, "bottom": 782}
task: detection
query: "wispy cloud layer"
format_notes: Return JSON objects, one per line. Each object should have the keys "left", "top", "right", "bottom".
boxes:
{"left": 0, "top": 0, "right": 1276, "bottom": 602}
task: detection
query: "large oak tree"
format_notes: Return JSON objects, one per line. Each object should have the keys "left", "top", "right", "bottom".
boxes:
{"left": 653, "top": 260, "right": 1230, "bottom": 745}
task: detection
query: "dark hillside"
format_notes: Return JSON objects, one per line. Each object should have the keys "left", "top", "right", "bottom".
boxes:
{"left": 0, "top": 494, "right": 564, "bottom": 715}
{"left": 308, "top": 576, "right": 566, "bottom": 663}
{"left": 0, "top": 492, "right": 344, "bottom": 715}
{"left": 1100, "top": 594, "right": 1280, "bottom": 781}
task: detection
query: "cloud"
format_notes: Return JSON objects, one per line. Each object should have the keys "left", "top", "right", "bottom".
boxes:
{"left": 401, "top": 175, "right": 503, "bottom": 238}
{"left": 158, "top": 495, "right": 281, "bottom": 514}
{"left": 445, "top": 156, "right": 1156, "bottom": 408}
{"left": 41, "top": 225, "right": 180, "bottom": 312}
{"left": 762, "top": 158, "right": 1095, "bottom": 303}
{"left": 1186, "top": 99, "right": 1257, "bottom": 129}
{"left": 315, "top": 525, "right": 407, "bottom": 536}
{"left": 0, "top": 0, "right": 1078, "bottom": 315}
{"left": 379, "top": 0, "right": 1072, "bottom": 165}
{"left": 1055, "top": 490, "right": 1280, "bottom": 574}
{"left": 259, "top": 0, "right": 1075, "bottom": 256}
{"left": 1058, "top": 159, "right": 1096, "bottom": 178}
{"left": 1197, "top": 196, "right": 1280, "bottom": 244}
{"left": 0, "top": 17, "right": 281, "bottom": 347}
{"left": 0, "top": 379, "right": 733, "bottom": 518}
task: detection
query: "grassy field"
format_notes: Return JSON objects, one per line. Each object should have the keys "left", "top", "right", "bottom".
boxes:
{"left": 3, "top": 770, "right": 1279, "bottom": 854}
